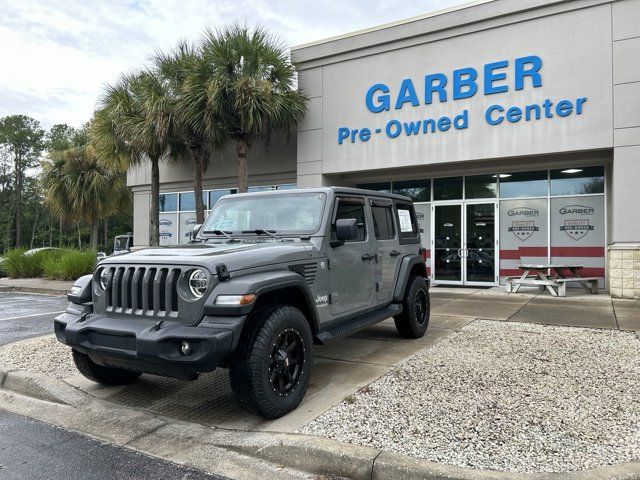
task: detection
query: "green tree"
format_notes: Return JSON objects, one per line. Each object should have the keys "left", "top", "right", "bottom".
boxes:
{"left": 153, "top": 42, "right": 225, "bottom": 224}
{"left": 41, "top": 126, "right": 130, "bottom": 251}
{"left": 0, "top": 115, "right": 45, "bottom": 247}
{"left": 46, "top": 124, "right": 78, "bottom": 152}
{"left": 200, "top": 25, "right": 307, "bottom": 193}
{"left": 93, "top": 71, "right": 177, "bottom": 246}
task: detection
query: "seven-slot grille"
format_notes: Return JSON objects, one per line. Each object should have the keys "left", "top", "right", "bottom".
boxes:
{"left": 288, "top": 262, "right": 318, "bottom": 286}
{"left": 102, "top": 266, "right": 181, "bottom": 314}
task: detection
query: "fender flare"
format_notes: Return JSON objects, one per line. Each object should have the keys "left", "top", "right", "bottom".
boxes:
{"left": 392, "top": 255, "right": 428, "bottom": 302}
{"left": 67, "top": 274, "right": 93, "bottom": 305}
{"left": 203, "top": 270, "right": 319, "bottom": 331}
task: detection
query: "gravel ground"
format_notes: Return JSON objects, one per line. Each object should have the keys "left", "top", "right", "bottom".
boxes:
{"left": 0, "top": 334, "right": 76, "bottom": 379}
{"left": 301, "top": 320, "right": 640, "bottom": 473}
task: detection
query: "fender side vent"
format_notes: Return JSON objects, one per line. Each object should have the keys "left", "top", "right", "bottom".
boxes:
{"left": 289, "top": 262, "right": 318, "bottom": 286}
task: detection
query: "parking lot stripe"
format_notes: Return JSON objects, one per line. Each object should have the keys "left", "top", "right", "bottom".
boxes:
{"left": 0, "top": 310, "right": 65, "bottom": 321}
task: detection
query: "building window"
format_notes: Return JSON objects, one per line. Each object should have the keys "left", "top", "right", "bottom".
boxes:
{"left": 159, "top": 193, "right": 177, "bottom": 212}
{"left": 179, "top": 191, "right": 208, "bottom": 211}
{"left": 465, "top": 174, "right": 497, "bottom": 199}
{"left": 393, "top": 179, "right": 431, "bottom": 202}
{"left": 209, "top": 189, "right": 235, "bottom": 209}
{"left": 276, "top": 183, "right": 297, "bottom": 190}
{"left": 371, "top": 205, "right": 395, "bottom": 240}
{"left": 550, "top": 166, "right": 604, "bottom": 196}
{"left": 357, "top": 182, "right": 391, "bottom": 193}
{"left": 498, "top": 171, "right": 548, "bottom": 198}
{"left": 433, "top": 177, "right": 463, "bottom": 201}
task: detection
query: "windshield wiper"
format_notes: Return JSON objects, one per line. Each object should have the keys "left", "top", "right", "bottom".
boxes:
{"left": 242, "top": 229, "right": 278, "bottom": 239}
{"left": 202, "top": 229, "right": 233, "bottom": 240}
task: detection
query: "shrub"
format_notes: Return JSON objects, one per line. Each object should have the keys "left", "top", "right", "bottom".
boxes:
{"left": 43, "top": 250, "right": 96, "bottom": 280}
{"left": 3, "top": 248, "right": 62, "bottom": 278}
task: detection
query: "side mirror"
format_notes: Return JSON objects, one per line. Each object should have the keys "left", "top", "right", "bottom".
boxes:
{"left": 335, "top": 218, "right": 358, "bottom": 242}
{"left": 190, "top": 224, "right": 202, "bottom": 242}
{"left": 96, "top": 252, "right": 107, "bottom": 262}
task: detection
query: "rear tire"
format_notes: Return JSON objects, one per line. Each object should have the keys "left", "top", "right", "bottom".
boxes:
{"left": 229, "top": 305, "right": 313, "bottom": 419}
{"left": 72, "top": 350, "right": 141, "bottom": 385}
{"left": 394, "top": 275, "right": 430, "bottom": 338}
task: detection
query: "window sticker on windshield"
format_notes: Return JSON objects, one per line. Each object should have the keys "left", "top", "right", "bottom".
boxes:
{"left": 398, "top": 209, "right": 413, "bottom": 232}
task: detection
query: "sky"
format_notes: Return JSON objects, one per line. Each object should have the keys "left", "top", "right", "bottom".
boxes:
{"left": 0, "top": 0, "right": 472, "bottom": 131}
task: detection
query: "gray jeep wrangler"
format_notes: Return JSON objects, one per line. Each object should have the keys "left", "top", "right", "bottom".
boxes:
{"left": 54, "top": 187, "right": 429, "bottom": 419}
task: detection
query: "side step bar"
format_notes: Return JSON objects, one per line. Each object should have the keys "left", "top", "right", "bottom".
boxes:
{"left": 316, "top": 304, "right": 403, "bottom": 344}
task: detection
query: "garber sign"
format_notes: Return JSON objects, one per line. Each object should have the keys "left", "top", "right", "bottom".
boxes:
{"left": 337, "top": 55, "right": 588, "bottom": 145}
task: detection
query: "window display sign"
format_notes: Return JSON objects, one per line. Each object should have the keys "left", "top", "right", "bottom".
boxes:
{"left": 550, "top": 196, "right": 605, "bottom": 280}
{"left": 159, "top": 213, "right": 177, "bottom": 246}
{"left": 179, "top": 213, "right": 198, "bottom": 244}
{"left": 499, "top": 198, "right": 548, "bottom": 280}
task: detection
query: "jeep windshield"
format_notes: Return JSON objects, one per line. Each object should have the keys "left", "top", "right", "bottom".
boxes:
{"left": 201, "top": 192, "right": 326, "bottom": 237}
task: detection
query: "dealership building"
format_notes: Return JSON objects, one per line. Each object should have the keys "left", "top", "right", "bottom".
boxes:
{"left": 127, "top": 0, "right": 640, "bottom": 298}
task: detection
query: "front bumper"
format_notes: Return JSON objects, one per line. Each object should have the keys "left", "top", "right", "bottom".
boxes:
{"left": 54, "top": 310, "right": 245, "bottom": 380}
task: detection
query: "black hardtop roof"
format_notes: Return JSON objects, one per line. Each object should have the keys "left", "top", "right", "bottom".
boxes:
{"left": 225, "top": 186, "right": 413, "bottom": 203}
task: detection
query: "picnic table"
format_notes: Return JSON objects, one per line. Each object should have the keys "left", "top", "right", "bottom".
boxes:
{"left": 505, "top": 264, "right": 599, "bottom": 297}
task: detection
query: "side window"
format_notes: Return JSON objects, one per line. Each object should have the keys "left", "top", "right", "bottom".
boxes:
{"left": 371, "top": 205, "right": 395, "bottom": 240}
{"left": 396, "top": 203, "right": 418, "bottom": 239}
{"left": 334, "top": 198, "right": 366, "bottom": 242}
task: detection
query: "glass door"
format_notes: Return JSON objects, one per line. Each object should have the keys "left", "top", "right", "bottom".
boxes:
{"left": 432, "top": 203, "right": 463, "bottom": 284}
{"left": 464, "top": 202, "right": 498, "bottom": 285}
{"left": 431, "top": 202, "right": 498, "bottom": 286}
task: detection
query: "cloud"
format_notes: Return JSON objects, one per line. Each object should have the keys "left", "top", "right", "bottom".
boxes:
{"left": 0, "top": 0, "right": 469, "bottom": 130}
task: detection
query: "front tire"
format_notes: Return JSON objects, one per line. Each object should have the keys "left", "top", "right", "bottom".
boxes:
{"left": 72, "top": 350, "right": 141, "bottom": 385}
{"left": 394, "top": 275, "right": 430, "bottom": 338}
{"left": 229, "top": 305, "right": 313, "bottom": 419}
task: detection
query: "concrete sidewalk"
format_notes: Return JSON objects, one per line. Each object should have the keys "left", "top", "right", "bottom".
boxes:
{"left": 0, "top": 277, "right": 72, "bottom": 295}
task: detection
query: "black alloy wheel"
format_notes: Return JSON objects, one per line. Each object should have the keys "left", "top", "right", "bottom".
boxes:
{"left": 269, "top": 328, "right": 304, "bottom": 396}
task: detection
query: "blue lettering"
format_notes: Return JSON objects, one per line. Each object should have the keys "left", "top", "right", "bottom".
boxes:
{"left": 437, "top": 116, "right": 451, "bottom": 131}
{"left": 395, "top": 79, "right": 419, "bottom": 110}
{"left": 484, "top": 60, "right": 509, "bottom": 95}
{"left": 576, "top": 97, "right": 587, "bottom": 114}
{"left": 425, "top": 74, "right": 447, "bottom": 104}
{"left": 403, "top": 120, "right": 421, "bottom": 135}
{"left": 556, "top": 99, "right": 573, "bottom": 117}
{"left": 338, "top": 127, "right": 350, "bottom": 144}
{"left": 359, "top": 127, "right": 371, "bottom": 141}
{"left": 453, "top": 68, "right": 478, "bottom": 100}
{"left": 485, "top": 105, "right": 504, "bottom": 125}
{"left": 454, "top": 110, "right": 469, "bottom": 129}
{"left": 515, "top": 55, "right": 542, "bottom": 90}
{"left": 365, "top": 83, "right": 390, "bottom": 113}
{"left": 422, "top": 119, "right": 436, "bottom": 134}
{"left": 506, "top": 106, "right": 522, "bottom": 122}
{"left": 386, "top": 120, "right": 402, "bottom": 138}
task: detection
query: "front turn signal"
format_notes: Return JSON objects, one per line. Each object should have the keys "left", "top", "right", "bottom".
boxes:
{"left": 214, "top": 294, "right": 256, "bottom": 306}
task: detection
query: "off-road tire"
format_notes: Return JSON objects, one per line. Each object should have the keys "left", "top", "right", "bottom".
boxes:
{"left": 229, "top": 305, "right": 313, "bottom": 419}
{"left": 72, "top": 349, "right": 141, "bottom": 385}
{"left": 394, "top": 275, "right": 430, "bottom": 338}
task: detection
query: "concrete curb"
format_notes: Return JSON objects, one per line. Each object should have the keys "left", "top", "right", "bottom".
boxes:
{"left": 0, "top": 285, "right": 68, "bottom": 296}
{"left": 0, "top": 368, "right": 89, "bottom": 406}
{"left": 0, "top": 369, "right": 639, "bottom": 480}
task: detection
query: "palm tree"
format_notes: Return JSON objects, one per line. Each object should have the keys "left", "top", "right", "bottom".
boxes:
{"left": 200, "top": 24, "right": 307, "bottom": 193}
{"left": 93, "top": 71, "right": 178, "bottom": 246}
{"left": 42, "top": 127, "right": 129, "bottom": 250}
{"left": 153, "top": 42, "right": 224, "bottom": 224}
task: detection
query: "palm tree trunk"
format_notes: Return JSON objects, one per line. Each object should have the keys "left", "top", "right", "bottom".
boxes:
{"left": 77, "top": 222, "right": 82, "bottom": 249}
{"left": 103, "top": 219, "right": 108, "bottom": 250}
{"left": 192, "top": 148, "right": 205, "bottom": 224}
{"left": 90, "top": 220, "right": 99, "bottom": 251}
{"left": 149, "top": 156, "right": 160, "bottom": 247}
{"left": 58, "top": 218, "right": 63, "bottom": 248}
{"left": 236, "top": 139, "right": 248, "bottom": 193}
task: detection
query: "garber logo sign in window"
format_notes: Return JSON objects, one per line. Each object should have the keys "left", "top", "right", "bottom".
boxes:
{"left": 338, "top": 55, "right": 588, "bottom": 145}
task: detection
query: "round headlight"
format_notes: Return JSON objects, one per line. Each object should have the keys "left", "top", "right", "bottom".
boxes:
{"left": 189, "top": 270, "right": 208, "bottom": 298}
{"left": 99, "top": 269, "right": 109, "bottom": 290}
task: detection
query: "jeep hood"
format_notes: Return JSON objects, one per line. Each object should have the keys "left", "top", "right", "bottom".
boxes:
{"left": 99, "top": 241, "right": 316, "bottom": 272}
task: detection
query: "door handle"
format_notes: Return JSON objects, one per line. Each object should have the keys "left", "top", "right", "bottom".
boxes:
{"left": 389, "top": 250, "right": 401, "bottom": 257}
{"left": 362, "top": 253, "right": 375, "bottom": 261}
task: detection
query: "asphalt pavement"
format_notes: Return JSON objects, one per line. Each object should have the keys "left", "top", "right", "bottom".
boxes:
{"left": 0, "top": 410, "right": 223, "bottom": 480}
{"left": 0, "top": 292, "right": 225, "bottom": 480}
{"left": 0, "top": 292, "right": 68, "bottom": 346}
